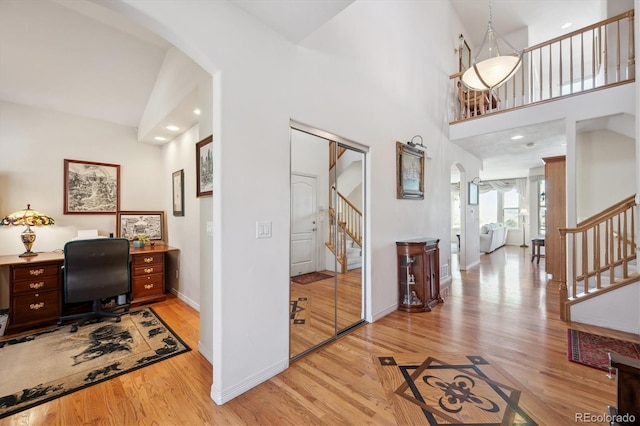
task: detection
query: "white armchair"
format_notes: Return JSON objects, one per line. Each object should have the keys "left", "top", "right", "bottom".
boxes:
{"left": 479, "top": 223, "right": 509, "bottom": 253}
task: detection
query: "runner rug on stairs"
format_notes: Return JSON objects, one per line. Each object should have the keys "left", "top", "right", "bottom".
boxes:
{"left": 0, "top": 307, "right": 190, "bottom": 419}
{"left": 567, "top": 329, "right": 640, "bottom": 371}
{"left": 290, "top": 271, "right": 334, "bottom": 284}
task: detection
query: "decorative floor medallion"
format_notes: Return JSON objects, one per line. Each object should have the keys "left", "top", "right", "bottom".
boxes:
{"left": 375, "top": 353, "right": 558, "bottom": 425}
{"left": 290, "top": 297, "right": 307, "bottom": 325}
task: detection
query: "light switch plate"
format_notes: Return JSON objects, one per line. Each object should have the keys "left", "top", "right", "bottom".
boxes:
{"left": 256, "top": 221, "right": 272, "bottom": 238}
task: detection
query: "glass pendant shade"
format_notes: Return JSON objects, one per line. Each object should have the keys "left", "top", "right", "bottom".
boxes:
{"left": 461, "top": 3, "right": 522, "bottom": 91}
{"left": 1, "top": 204, "right": 55, "bottom": 257}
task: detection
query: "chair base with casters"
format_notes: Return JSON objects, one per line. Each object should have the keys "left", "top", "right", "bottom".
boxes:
{"left": 59, "top": 238, "right": 132, "bottom": 333}
{"left": 58, "top": 299, "right": 130, "bottom": 333}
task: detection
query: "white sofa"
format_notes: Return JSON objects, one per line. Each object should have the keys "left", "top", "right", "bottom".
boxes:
{"left": 479, "top": 223, "right": 509, "bottom": 253}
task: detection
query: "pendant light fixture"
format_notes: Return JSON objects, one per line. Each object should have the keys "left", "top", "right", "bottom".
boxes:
{"left": 461, "top": 1, "right": 522, "bottom": 91}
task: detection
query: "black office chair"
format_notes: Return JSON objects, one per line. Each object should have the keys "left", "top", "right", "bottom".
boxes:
{"left": 58, "top": 238, "right": 131, "bottom": 332}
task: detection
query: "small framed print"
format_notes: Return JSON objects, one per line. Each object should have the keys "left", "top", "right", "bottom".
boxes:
{"left": 116, "top": 211, "right": 165, "bottom": 241}
{"left": 196, "top": 135, "right": 213, "bottom": 197}
{"left": 468, "top": 181, "right": 479, "bottom": 205}
{"left": 172, "top": 169, "right": 184, "bottom": 216}
{"left": 64, "top": 159, "right": 120, "bottom": 214}
{"left": 396, "top": 142, "right": 424, "bottom": 200}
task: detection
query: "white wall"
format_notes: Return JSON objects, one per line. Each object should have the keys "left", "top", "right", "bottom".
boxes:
{"left": 0, "top": 101, "right": 165, "bottom": 256}
{"left": 576, "top": 129, "right": 635, "bottom": 221}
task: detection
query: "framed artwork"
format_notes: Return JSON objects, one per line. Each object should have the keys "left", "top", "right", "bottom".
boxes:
{"left": 64, "top": 159, "right": 120, "bottom": 214}
{"left": 459, "top": 38, "right": 471, "bottom": 72}
{"left": 196, "top": 135, "right": 213, "bottom": 197}
{"left": 172, "top": 169, "right": 184, "bottom": 216}
{"left": 396, "top": 142, "right": 424, "bottom": 200}
{"left": 468, "top": 181, "right": 479, "bottom": 205}
{"left": 116, "top": 211, "right": 165, "bottom": 241}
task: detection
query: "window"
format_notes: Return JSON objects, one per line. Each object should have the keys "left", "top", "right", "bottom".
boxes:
{"left": 479, "top": 190, "right": 497, "bottom": 226}
{"left": 503, "top": 189, "right": 519, "bottom": 229}
{"left": 538, "top": 180, "right": 546, "bottom": 234}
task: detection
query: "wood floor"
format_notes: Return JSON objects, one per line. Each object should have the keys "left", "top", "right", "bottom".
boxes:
{"left": 3, "top": 246, "right": 638, "bottom": 425}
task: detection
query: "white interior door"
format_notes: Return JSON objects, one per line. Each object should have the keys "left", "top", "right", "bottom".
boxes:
{"left": 291, "top": 174, "right": 317, "bottom": 276}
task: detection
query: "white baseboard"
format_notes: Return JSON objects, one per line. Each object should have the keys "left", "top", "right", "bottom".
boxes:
{"left": 169, "top": 288, "right": 200, "bottom": 312}
{"left": 210, "top": 358, "right": 288, "bottom": 405}
{"left": 370, "top": 302, "right": 398, "bottom": 322}
{"left": 198, "top": 341, "right": 213, "bottom": 364}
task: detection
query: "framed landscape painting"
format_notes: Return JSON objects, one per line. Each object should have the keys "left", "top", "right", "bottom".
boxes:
{"left": 116, "top": 211, "right": 165, "bottom": 241}
{"left": 196, "top": 135, "right": 213, "bottom": 197}
{"left": 64, "top": 159, "right": 120, "bottom": 214}
{"left": 172, "top": 169, "right": 184, "bottom": 216}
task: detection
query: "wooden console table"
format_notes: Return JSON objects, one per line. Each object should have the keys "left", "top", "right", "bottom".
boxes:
{"left": 0, "top": 243, "right": 178, "bottom": 334}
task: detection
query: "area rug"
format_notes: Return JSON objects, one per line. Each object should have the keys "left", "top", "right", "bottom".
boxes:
{"left": 0, "top": 307, "right": 190, "bottom": 419}
{"left": 375, "top": 352, "right": 560, "bottom": 425}
{"left": 290, "top": 297, "right": 308, "bottom": 325}
{"left": 290, "top": 271, "right": 334, "bottom": 284}
{"left": 567, "top": 329, "right": 640, "bottom": 371}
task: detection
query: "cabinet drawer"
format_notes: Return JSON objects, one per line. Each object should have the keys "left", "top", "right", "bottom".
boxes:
{"left": 133, "top": 262, "right": 164, "bottom": 277}
{"left": 12, "top": 291, "right": 59, "bottom": 323}
{"left": 132, "top": 254, "right": 163, "bottom": 267}
{"left": 12, "top": 263, "right": 59, "bottom": 281}
{"left": 132, "top": 274, "right": 164, "bottom": 297}
{"left": 13, "top": 275, "right": 59, "bottom": 294}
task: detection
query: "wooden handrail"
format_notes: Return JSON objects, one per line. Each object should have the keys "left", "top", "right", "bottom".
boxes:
{"left": 450, "top": 10, "right": 635, "bottom": 123}
{"left": 326, "top": 187, "right": 363, "bottom": 273}
{"left": 559, "top": 195, "right": 637, "bottom": 321}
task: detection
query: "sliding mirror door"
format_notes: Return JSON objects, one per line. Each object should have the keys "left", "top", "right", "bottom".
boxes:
{"left": 290, "top": 122, "right": 366, "bottom": 360}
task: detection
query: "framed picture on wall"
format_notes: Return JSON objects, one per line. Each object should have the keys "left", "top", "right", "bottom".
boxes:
{"left": 468, "top": 181, "right": 479, "bottom": 205}
{"left": 396, "top": 142, "right": 424, "bottom": 200}
{"left": 116, "top": 210, "right": 165, "bottom": 241}
{"left": 196, "top": 135, "right": 213, "bottom": 197}
{"left": 172, "top": 169, "right": 184, "bottom": 216}
{"left": 64, "top": 159, "right": 120, "bottom": 214}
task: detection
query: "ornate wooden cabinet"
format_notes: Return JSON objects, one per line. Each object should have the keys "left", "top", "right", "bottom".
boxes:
{"left": 130, "top": 251, "right": 166, "bottom": 306}
{"left": 8, "top": 261, "right": 61, "bottom": 332}
{"left": 396, "top": 238, "right": 442, "bottom": 312}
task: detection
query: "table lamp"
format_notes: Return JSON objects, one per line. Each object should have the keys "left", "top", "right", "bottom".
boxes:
{"left": 1, "top": 204, "right": 55, "bottom": 257}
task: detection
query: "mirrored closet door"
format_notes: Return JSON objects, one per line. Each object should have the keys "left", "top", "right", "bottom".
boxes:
{"left": 289, "top": 122, "right": 367, "bottom": 360}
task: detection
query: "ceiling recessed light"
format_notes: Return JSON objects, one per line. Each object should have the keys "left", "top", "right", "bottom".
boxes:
{"left": 525, "top": 142, "right": 535, "bottom": 148}
{"left": 561, "top": 22, "right": 572, "bottom": 29}
{"left": 166, "top": 125, "right": 180, "bottom": 131}
{"left": 511, "top": 135, "right": 523, "bottom": 140}
{"left": 154, "top": 136, "right": 167, "bottom": 141}
{"left": 193, "top": 109, "right": 201, "bottom": 115}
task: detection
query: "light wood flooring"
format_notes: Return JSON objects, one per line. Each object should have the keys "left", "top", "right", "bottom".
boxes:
{"left": 3, "top": 245, "right": 639, "bottom": 425}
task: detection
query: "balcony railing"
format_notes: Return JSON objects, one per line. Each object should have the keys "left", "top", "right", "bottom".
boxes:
{"left": 450, "top": 9, "right": 635, "bottom": 123}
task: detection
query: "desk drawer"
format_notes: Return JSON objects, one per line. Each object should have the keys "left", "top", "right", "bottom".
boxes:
{"left": 132, "top": 274, "right": 164, "bottom": 297}
{"left": 12, "top": 263, "right": 59, "bottom": 281}
{"left": 12, "top": 290, "right": 59, "bottom": 324}
{"left": 13, "top": 275, "right": 59, "bottom": 294}
{"left": 132, "top": 254, "right": 163, "bottom": 267}
{"left": 133, "top": 262, "right": 164, "bottom": 277}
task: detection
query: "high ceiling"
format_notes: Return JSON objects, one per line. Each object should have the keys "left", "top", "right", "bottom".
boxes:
{"left": 0, "top": 0, "right": 628, "bottom": 177}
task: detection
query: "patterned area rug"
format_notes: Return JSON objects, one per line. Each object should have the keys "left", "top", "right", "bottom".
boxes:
{"left": 0, "top": 307, "right": 190, "bottom": 419}
{"left": 290, "top": 271, "right": 334, "bottom": 284}
{"left": 375, "top": 353, "right": 560, "bottom": 425}
{"left": 567, "top": 329, "right": 640, "bottom": 371}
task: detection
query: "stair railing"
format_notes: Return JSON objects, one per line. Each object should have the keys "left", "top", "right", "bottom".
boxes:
{"left": 327, "top": 186, "right": 363, "bottom": 273}
{"left": 559, "top": 195, "right": 637, "bottom": 320}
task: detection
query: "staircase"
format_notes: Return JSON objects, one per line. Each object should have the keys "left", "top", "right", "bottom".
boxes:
{"left": 559, "top": 195, "right": 639, "bottom": 322}
{"left": 326, "top": 187, "right": 362, "bottom": 273}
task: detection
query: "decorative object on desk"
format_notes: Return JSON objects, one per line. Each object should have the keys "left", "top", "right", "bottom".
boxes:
{"left": 461, "top": 0, "right": 522, "bottom": 91}
{"left": 64, "top": 159, "right": 120, "bottom": 214}
{"left": 468, "top": 181, "right": 479, "bottom": 205}
{"left": 0, "top": 307, "right": 190, "bottom": 419}
{"left": 196, "top": 135, "right": 213, "bottom": 197}
{"left": 132, "top": 234, "right": 149, "bottom": 248}
{"left": 0, "top": 204, "right": 55, "bottom": 257}
{"left": 396, "top": 141, "right": 424, "bottom": 199}
{"left": 116, "top": 210, "right": 165, "bottom": 241}
{"left": 567, "top": 329, "right": 640, "bottom": 371}
{"left": 172, "top": 169, "right": 185, "bottom": 216}
{"left": 519, "top": 208, "right": 529, "bottom": 247}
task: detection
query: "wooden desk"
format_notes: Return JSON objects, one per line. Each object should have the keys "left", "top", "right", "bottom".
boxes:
{"left": 0, "top": 243, "right": 177, "bottom": 334}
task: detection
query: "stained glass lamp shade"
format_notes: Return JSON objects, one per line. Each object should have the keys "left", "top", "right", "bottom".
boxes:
{"left": 1, "top": 204, "right": 55, "bottom": 257}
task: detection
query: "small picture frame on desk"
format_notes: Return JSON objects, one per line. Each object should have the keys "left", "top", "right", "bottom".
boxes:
{"left": 172, "top": 169, "right": 184, "bottom": 216}
{"left": 116, "top": 211, "right": 165, "bottom": 241}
